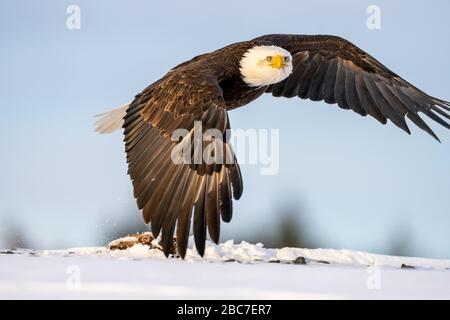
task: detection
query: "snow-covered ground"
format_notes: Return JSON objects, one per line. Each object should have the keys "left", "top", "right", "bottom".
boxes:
{"left": 1, "top": 237, "right": 449, "bottom": 299}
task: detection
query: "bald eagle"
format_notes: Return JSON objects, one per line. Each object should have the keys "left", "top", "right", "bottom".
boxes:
{"left": 95, "top": 34, "right": 450, "bottom": 258}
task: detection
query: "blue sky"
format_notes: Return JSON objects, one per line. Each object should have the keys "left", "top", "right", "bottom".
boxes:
{"left": 1, "top": 0, "right": 449, "bottom": 258}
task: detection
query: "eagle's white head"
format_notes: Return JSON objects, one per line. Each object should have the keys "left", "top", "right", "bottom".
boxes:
{"left": 239, "top": 45, "right": 293, "bottom": 87}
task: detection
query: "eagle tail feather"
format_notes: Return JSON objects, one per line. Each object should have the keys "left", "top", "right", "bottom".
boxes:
{"left": 94, "top": 103, "right": 130, "bottom": 134}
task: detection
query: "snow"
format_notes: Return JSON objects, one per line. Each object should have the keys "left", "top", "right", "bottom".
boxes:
{"left": 1, "top": 237, "right": 450, "bottom": 299}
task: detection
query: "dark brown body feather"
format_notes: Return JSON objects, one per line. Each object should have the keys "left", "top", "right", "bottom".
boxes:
{"left": 122, "top": 34, "right": 449, "bottom": 258}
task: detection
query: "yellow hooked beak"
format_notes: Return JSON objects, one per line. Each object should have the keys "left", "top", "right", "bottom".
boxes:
{"left": 270, "top": 55, "right": 286, "bottom": 69}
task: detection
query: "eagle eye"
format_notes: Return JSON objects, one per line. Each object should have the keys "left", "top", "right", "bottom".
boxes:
{"left": 283, "top": 56, "right": 290, "bottom": 63}
{"left": 266, "top": 56, "right": 273, "bottom": 62}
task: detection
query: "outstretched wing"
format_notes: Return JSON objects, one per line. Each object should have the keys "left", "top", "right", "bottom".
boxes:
{"left": 254, "top": 34, "right": 450, "bottom": 140}
{"left": 124, "top": 65, "right": 242, "bottom": 258}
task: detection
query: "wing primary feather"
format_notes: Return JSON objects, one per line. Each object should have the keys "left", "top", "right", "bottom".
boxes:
{"left": 297, "top": 56, "right": 319, "bottom": 99}
{"left": 345, "top": 70, "right": 366, "bottom": 116}
{"left": 176, "top": 173, "right": 198, "bottom": 258}
{"left": 150, "top": 163, "right": 185, "bottom": 238}
{"left": 229, "top": 160, "right": 243, "bottom": 200}
{"left": 135, "top": 143, "right": 176, "bottom": 210}
{"left": 385, "top": 86, "right": 441, "bottom": 140}
{"left": 406, "top": 113, "right": 440, "bottom": 142}
{"left": 375, "top": 83, "right": 411, "bottom": 134}
{"left": 161, "top": 166, "right": 191, "bottom": 257}
{"left": 431, "top": 105, "right": 450, "bottom": 121}
{"left": 321, "top": 58, "right": 339, "bottom": 104}
{"left": 354, "top": 73, "right": 386, "bottom": 124}
{"left": 435, "top": 99, "right": 450, "bottom": 111}
{"left": 363, "top": 77, "right": 410, "bottom": 133}
{"left": 193, "top": 176, "right": 207, "bottom": 256}
{"left": 388, "top": 86, "right": 420, "bottom": 113}
{"left": 421, "top": 109, "right": 450, "bottom": 129}
{"left": 206, "top": 172, "right": 220, "bottom": 244}
{"left": 308, "top": 57, "right": 329, "bottom": 101}
{"left": 218, "top": 168, "right": 233, "bottom": 223}
{"left": 334, "top": 62, "right": 349, "bottom": 109}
